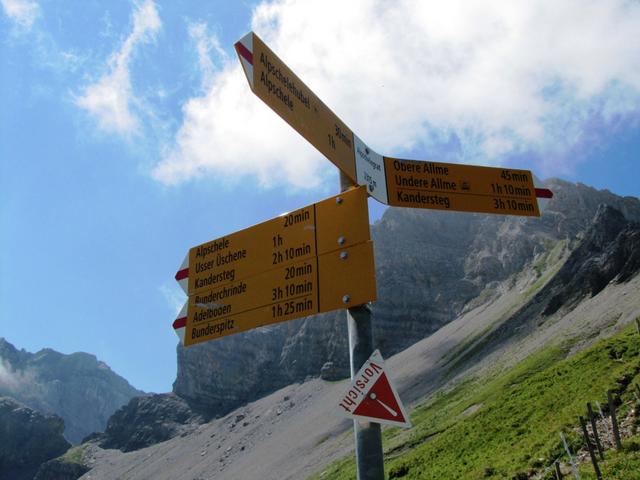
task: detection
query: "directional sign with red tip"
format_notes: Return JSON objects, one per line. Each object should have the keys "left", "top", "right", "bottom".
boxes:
{"left": 337, "top": 350, "right": 410, "bottom": 428}
{"left": 173, "top": 241, "right": 377, "bottom": 347}
{"left": 172, "top": 186, "right": 377, "bottom": 347}
{"left": 535, "top": 188, "right": 553, "bottom": 199}
{"left": 236, "top": 31, "right": 553, "bottom": 217}
{"left": 175, "top": 186, "right": 371, "bottom": 297}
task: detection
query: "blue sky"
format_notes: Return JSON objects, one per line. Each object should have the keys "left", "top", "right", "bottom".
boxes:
{"left": 1, "top": 0, "right": 639, "bottom": 393}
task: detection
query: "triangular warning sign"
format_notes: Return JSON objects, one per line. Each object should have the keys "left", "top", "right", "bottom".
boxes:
{"left": 336, "top": 350, "right": 411, "bottom": 428}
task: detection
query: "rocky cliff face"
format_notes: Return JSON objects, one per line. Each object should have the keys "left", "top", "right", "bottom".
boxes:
{"left": 0, "top": 341, "right": 143, "bottom": 444}
{"left": 541, "top": 205, "right": 640, "bottom": 315}
{"left": 450, "top": 203, "right": 640, "bottom": 370}
{"left": 172, "top": 179, "right": 640, "bottom": 420}
{"left": 94, "top": 393, "right": 205, "bottom": 452}
{"left": 0, "top": 396, "right": 70, "bottom": 480}
{"left": 34, "top": 459, "right": 89, "bottom": 480}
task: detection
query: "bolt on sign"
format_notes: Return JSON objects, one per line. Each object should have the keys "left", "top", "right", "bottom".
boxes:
{"left": 235, "top": 32, "right": 552, "bottom": 216}
{"left": 173, "top": 186, "right": 377, "bottom": 347}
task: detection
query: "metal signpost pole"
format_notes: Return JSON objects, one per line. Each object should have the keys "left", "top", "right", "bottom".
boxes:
{"left": 341, "top": 172, "right": 385, "bottom": 480}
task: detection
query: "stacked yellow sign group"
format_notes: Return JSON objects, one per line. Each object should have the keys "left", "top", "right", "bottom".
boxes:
{"left": 174, "top": 32, "right": 550, "bottom": 348}
{"left": 181, "top": 186, "right": 376, "bottom": 346}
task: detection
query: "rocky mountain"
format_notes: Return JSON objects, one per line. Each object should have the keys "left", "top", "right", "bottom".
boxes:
{"left": 445, "top": 202, "right": 640, "bottom": 372}
{"left": 74, "top": 179, "right": 640, "bottom": 478}
{"left": 170, "top": 179, "right": 640, "bottom": 418}
{"left": 0, "top": 340, "right": 143, "bottom": 443}
{"left": 71, "top": 231, "right": 640, "bottom": 480}
{"left": 0, "top": 396, "right": 70, "bottom": 480}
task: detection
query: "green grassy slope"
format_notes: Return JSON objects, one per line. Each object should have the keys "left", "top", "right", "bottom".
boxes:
{"left": 311, "top": 325, "right": 640, "bottom": 479}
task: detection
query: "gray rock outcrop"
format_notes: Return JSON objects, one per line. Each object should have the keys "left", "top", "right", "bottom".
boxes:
{"left": 34, "top": 458, "right": 89, "bottom": 480}
{"left": 451, "top": 203, "right": 640, "bottom": 368}
{"left": 542, "top": 205, "right": 640, "bottom": 315}
{"left": 0, "top": 396, "right": 70, "bottom": 480}
{"left": 95, "top": 393, "right": 205, "bottom": 452}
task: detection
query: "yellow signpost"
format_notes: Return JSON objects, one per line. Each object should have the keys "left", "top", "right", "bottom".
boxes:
{"left": 183, "top": 241, "right": 376, "bottom": 346}
{"left": 235, "top": 31, "right": 551, "bottom": 216}
{"left": 384, "top": 158, "right": 540, "bottom": 216}
{"left": 236, "top": 32, "right": 357, "bottom": 182}
{"left": 174, "top": 186, "right": 376, "bottom": 346}
{"left": 179, "top": 186, "right": 371, "bottom": 296}
{"left": 168, "top": 32, "right": 559, "bottom": 480}
{"left": 225, "top": 32, "right": 556, "bottom": 480}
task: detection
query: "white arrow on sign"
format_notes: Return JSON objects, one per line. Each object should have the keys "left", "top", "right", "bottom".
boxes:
{"left": 175, "top": 254, "right": 189, "bottom": 294}
{"left": 172, "top": 302, "right": 187, "bottom": 345}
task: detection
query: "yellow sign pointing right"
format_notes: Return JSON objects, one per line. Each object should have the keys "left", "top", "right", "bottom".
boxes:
{"left": 385, "top": 158, "right": 540, "bottom": 216}
{"left": 235, "top": 32, "right": 552, "bottom": 216}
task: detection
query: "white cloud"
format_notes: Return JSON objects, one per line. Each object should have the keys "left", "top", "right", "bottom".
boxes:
{"left": 188, "top": 22, "right": 227, "bottom": 89}
{"left": 0, "top": 360, "right": 17, "bottom": 390}
{"left": 1, "top": 0, "right": 39, "bottom": 29}
{"left": 152, "top": 65, "right": 332, "bottom": 188}
{"left": 159, "top": 282, "right": 186, "bottom": 316}
{"left": 75, "top": 0, "right": 161, "bottom": 135}
{"left": 154, "top": 0, "right": 640, "bottom": 187}
{"left": 0, "top": 359, "right": 34, "bottom": 393}
{"left": 0, "top": 1, "right": 86, "bottom": 75}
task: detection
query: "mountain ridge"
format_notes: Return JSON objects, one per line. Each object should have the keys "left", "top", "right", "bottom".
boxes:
{"left": 0, "top": 339, "right": 143, "bottom": 444}
{"left": 72, "top": 271, "right": 640, "bottom": 479}
{"left": 7, "top": 178, "right": 639, "bottom": 480}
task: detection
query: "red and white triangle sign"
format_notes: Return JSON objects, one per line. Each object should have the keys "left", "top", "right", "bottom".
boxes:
{"left": 337, "top": 350, "right": 411, "bottom": 428}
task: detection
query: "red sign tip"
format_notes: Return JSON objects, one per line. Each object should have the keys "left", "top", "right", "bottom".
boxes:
{"left": 235, "top": 41, "right": 253, "bottom": 65}
{"left": 175, "top": 268, "right": 189, "bottom": 281}
{"left": 535, "top": 188, "right": 553, "bottom": 199}
{"left": 173, "top": 317, "right": 187, "bottom": 329}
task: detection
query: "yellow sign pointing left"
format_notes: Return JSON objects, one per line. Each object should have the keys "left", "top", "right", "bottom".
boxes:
{"left": 175, "top": 186, "right": 371, "bottom": 296}
{"left": 173, "top": 186, "right": 377, "bottom": 346}
{"left": 235, "top": 32, "right": 357, "bottom": 183}
{"left": 180, "top": 241, "right": 376, "bottom": 347}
